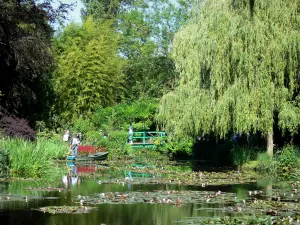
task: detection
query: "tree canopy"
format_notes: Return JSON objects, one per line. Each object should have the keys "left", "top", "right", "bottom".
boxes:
{"left": 0, "top": 0, "right": 70, "bottom": 124}
{"left": 117, "top": 0, "right": 191, "bottom": 99}
{"left": 158, "top": 0, "right": 300, "bottom": 155}
{"left": 52, "top": 17, "right": 124, "bottom": 123}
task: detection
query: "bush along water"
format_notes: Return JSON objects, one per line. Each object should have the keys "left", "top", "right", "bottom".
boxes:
{"left": 255, "top": 145, "right": 300, "bottom": 180}
{"left": 277, "top": 145, "right": 300, "bottom": 179}
{"left": 256, "top": 152, "right": 278, "bottom": 175}
{"left": 0, "top": 137, "right": 68, "bottom": 178}
{"left": 106, "top": 131, "right": 129, "bottom": 160}
{"left": 0, "top": 148, "right": 10, "bottom": 178}
{"left": 231, "top": 146, "right": 256, "bottom": 170}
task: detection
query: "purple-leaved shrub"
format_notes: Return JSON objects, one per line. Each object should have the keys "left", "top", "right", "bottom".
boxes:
{"left": 0, "top": 116, "right": 36, "bottom": 141}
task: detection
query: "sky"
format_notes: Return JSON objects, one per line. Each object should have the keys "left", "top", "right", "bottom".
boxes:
{"left": 53, "top": 0, "right": 83, "bottom": 24}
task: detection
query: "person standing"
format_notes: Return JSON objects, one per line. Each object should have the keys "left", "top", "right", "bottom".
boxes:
{"left": 71, "top": 135, "right": 80, "bottom": 156}
{"left": 77, "top": 132, "right": 83, "bottom": 142}
{"left": 129, "top": 124, "right": 133, "bottom": 144}
{"left": 63, "top": 129, "right": 69, "bottom": 142}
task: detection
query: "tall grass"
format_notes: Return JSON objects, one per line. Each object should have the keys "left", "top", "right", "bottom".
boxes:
{"left": 256, "top": 152, "right": 278, "bottom": 175}
{"left": 231, "top": 146, "right": 255, "bottom": 169}
{"left": 0, "top": 137, "right": 68, "bottom": 178}
{"left": 37, "top": 135, "right": 68, "bottom": 159}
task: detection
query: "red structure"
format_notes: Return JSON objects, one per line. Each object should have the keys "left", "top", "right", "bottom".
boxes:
{"left": 78, "top": 145, "right": 107, "bottom": 154}
{"left": 77, "top": 165, "right": 96, "bottom": 173}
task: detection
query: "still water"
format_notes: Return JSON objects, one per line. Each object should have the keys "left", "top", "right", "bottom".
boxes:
{"left": 0, "top": 164, "right": 258, "bottom": 225}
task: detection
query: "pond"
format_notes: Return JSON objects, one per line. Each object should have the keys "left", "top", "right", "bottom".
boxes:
{"left": 0, "top": 162, "right": 296, "bottom": 225}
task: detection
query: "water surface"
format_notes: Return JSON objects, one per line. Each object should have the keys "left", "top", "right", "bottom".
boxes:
{"left": 0, "top": 163, "right": 260, "bottom": 225}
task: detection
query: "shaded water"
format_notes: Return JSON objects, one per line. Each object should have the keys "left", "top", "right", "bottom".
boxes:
{"left": 0, "top": 163, "right": 259, "bottom": 225}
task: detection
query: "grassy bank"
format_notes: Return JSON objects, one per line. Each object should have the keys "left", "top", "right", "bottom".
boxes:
{"left": 236, "top": 145, "right": 300, "bottom": 180}
{"left": 0, "top": 137, "right": 68, "bottom": 178}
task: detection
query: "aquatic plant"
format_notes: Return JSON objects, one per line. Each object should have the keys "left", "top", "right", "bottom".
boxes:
{"left": 177, "top": 215, "right": 300, "bottom": 225}
{"left": 37, "top": 206, "right": 96, "bottom": 214}
{"left": 74, "top": 190, "right": 237, "bottom": 205}
{"left": 131, "top": 148, "right": 169, "bottom": 163}
{"left": 0, "top": 138, "right": 68, "bottom": 178}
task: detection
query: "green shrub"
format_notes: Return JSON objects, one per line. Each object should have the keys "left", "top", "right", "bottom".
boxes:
{"left": 36, "top": 129, "right": 58, "bottom": 139}
{"left": 106, "top": 131, "right": 128, "bottom": 160}
{"left": 276, "top": 145, "right": 300, "bottom": 179}
{"left": 277, "top": 145, "right": 299, "bottom": 170}
{"left": 72, "top": 117, "right": 94, "bottom": 134}
{"left": 256, "top": 152, "right": 278, "bottom": 174}
{"left": 92, "top": 98, "right": 158, "bottom": 132}
{"left": 85, "top": 130, "right": 108, "bottom": 147}
{"left": 231, "top": 146, "right": 255, "bottom": 169}
{"left": 158, "top": 137, "right": 193, "bottom": 155}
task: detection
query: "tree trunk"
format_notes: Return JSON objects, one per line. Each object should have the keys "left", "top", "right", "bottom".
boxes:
{"left": 267, "top": 130, "right": 273, "bottom": 156}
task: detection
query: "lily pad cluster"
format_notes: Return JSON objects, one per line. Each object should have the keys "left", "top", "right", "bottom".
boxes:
{"left": 0, "top": 193, "right": 57, "bottom": 202}
{"left": 74, "top": 190, "right": 236, "bottom": 205}
{"left": 177, "top": 215, "right": 300, "bottom": 225}
{"left": 37, "top": 206, "right": 96, "bottom": 214}
{"left": 24, "top": 187, "right": 65, "bottom": 192}
{"left": 99, "top": 170, "right": 256, "bottom": 187}
{"left": 189, "top": 187, "right": 300, "bottom": 224}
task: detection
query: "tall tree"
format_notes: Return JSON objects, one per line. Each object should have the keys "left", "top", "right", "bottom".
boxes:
{"left": 117, "top": 0, "right": 191, "bottom": 99}
{"left": 52, "top": 17, "right": 124, "bottom": 123}
{"left": 81, "top": 0, "right": 133, "bottom": 20}
{"left": 81, "top": 0, "right": 191, "bottom": 100}
{"left": 158, "top": 0, "right": 300, "bottom": 155}
{"left": 0, "top": 0, "right": 69, "bottom": 124}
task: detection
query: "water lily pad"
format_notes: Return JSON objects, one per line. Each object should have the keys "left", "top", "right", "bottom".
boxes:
{"left": 74, "top": 190, "right": 237, "bottom": 205}
{"left": 24, "top": 187, "right": 65, "bottom": 192}
{"left": 37, "top": 206, "right": 96, "bottom": 214}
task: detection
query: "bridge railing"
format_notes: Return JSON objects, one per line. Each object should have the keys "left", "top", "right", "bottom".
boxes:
{"left": 129, "top": 131, "right": 166, "bottom": 148}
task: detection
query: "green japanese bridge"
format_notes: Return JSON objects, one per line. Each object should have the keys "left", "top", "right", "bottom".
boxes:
{"left": 129, "top": 131, "right": 166, "bottom": 148}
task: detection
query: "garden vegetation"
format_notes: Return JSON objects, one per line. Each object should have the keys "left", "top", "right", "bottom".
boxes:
{"left": 0, "top": 0, "right": 299, "bottom": 179}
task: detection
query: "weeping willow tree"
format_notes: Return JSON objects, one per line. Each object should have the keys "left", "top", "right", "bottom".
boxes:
{"left": 157, "top": 0, "right": 300, "bottom": 156}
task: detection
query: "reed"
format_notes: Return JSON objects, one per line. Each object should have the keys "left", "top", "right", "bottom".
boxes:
{"left": 0, "top": 137, "right": 68, "bottom": 178}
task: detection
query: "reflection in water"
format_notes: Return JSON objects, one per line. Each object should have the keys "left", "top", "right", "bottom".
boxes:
{"left": 0, "top": 163, "right": 264, "bottom": 225}
{"left": 62, "top": 162, "right": 81, "bottom": 188}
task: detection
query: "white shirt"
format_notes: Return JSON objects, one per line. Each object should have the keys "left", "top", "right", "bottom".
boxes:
{"left": 72, "top": 137, "right": 80, "bottom": 145}
{"left": 63, "top": 134, "right": 69, "bottom": 142}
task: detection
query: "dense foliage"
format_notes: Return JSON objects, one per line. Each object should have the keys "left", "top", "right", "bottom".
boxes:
{"left": 158, "top": 0, "right": 300, "bottom": 155}
{"left": 80, "top": 0, "right": 190, "bottom": 101}
{"left": 92, "top": 98, "right": 158, "bottom": 132}
{"left": 0, "top": 0, "right": 69, "bottom": 124}
{"left": 2, "top": 0, "right": 300, "bottom": 176}
{"left": 0, "top": 116, "right": 36, "bottom": 141}
{"left": 52, "top": 17, "right": 124, "bottom": 123}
